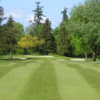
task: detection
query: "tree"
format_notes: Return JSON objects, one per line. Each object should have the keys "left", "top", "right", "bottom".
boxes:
{"left": 0, "top": 15, "right": 18, "bottom": 58}
{"left": 28, "top": 2, "right": 45, "bottom": 37}
{"left": 17, "top": 34, "right": 44, "bottom": 54}
{"left": 69, "top": 0, "right": 100, "bottom": 61}
{"left": 0, "top": 24, "right": 7, "bottom": 54}
{"left": 58, "top": 8, "right": 71, "bottom": 56}
{"left": 39, "top": 18, "right": 56, "bottom": 54}
{"left": 25, "top": 23, "right": 37, "bottom": 37}
{"left": 12, "top": 22, "right": 24, "bottom": 41}
{"left": 6, "top": 16, "right": 17, "bottom": 59}
{"left": 25, "top": 23, "right": 44, "bottom": 37}
{"left": 61, "top": 7, "right": 68, "bottom": 22}
{"left": 0, "top": 6, "right": 6, "bottom": 26}
{"left": 33, "top": 2, "right": 45, "bottom": 26}
{"left": 52, "top": 27, "right": 60, "bottom": 46}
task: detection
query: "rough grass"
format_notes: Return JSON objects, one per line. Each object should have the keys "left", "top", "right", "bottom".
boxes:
{"left": 0, "top": 55, "right": 100, "bottom": 100}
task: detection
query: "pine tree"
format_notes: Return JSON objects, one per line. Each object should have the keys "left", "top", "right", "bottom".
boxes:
{"left": 39, "top": 19, "right": 56, "bottom": 54}
{"left": 33, "top": 2, "right": 45, "bottom": 26}
{"left": 61, "top": 7, "right": 68, "bottom": 22}
{"left": 58, "top": 8, "right": 71, "bottom": 56}
{"left": 3, "top": 15, "right": 17, "bottom": 58}
{"left": 0, "top": 2, "right": 6, "bottom": 26}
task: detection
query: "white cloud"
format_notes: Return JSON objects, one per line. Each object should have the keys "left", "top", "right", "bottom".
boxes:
{"left": 26, "top": 14, "right": 46, "bottom": 23}
{"left": 26, "top": 14, "right": 34, "bottom": 22}
{"left": 41, "top": 17, "right": 46, "bottom": 23}
{"left": 5, "top": 11, "right": 23, "bottom": 19}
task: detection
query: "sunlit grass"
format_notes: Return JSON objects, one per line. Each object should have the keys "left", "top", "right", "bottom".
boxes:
{"left": 0, "top": 55, "right": 100, "bottom": 100}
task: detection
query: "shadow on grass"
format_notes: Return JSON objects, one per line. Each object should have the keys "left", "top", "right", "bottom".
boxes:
{"left": 0, "top": 58, "right": 38, "bottom": 62}
{"left": 67, "top": 63, "right": 100, "bottom": 94}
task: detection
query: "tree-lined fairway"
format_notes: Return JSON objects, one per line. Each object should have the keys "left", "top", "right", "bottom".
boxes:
{"left": 0, "top": 56, "right": 100, "bottom": 100}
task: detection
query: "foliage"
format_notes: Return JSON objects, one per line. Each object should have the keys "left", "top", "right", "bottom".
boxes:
{"left": 69, "top": 0, "right": 100, "bottom": 61}
{"left": 39, "top": 18, "right": 56, "bottom": 54}
{"left": 0, "top": 16, "right": 24, "bottom": 56}
{"left": 0, "top": 16, "right": 17, "bottom": 58}
{"left": 58, "top": 23, "right": 71, "bottom": 56}
{"left": 57, "top": 8, "right": 71, "bottom": 56}
{"left": 17, "top": 34, "right": 44, "bottom": 53}
{"left": 25, "top": 23, "right": 37, "bottom": 37}
{"left": 0, "top": 6, "right": 6, "bottom": 26}
{"left": 61, "top": 7, "right": 68, "bottom": 22}
{"left": 12, "top": 22, "right": 24, "bottom": 41}
{"left": 33, "top": 2, "right": 45, "bottom": 26}
{"left": 52, "top": 27, "right": 60, "bottom": 43}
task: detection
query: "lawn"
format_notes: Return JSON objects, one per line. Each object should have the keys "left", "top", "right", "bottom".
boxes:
{"left": 0, "top": 55, "right": 100, "bottom": 100}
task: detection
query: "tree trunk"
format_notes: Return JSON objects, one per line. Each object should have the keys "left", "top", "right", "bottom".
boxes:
{"left": 93, "top": 51, "right": 96, "bottom": 61}
{"left": 85, "top": 52, "right": 88, "bottom": 61}
{"left": 92, "top": 46, "right": 97, "bottom": 61}
{"left": 27, "top": 49, "right": 30, "bottom": 55}
{"left": 10, "top": 49, "right": 12, "bottom": 59}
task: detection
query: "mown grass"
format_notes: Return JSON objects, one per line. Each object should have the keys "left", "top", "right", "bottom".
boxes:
{"left": 67, "top": 63, "right": 100, "bottom": 94}
{"left": 0, "top": 55, "right": 100, "bottom": 100}
{"left": 18, "top": 60, "right": 61, "bottom": 100}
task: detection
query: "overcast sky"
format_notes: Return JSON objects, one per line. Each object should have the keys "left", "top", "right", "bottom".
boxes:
{"left": 0, "top": 0, "right": 85, "bottom": 29}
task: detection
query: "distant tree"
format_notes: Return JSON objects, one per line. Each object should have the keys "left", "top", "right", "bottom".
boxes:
{"left": 33, "top": 2, "right": 45, "bottom": 26}
{"left": 29, "top": 2, "right": 45, "bottom": 37}
{"left": 0, "top": 6, "right": 6, "bottom": 26}
{"left": 61, "top": 7, "right": 68, "bottom": 22}
{"left": 25, "top": 23, "right": 37, "bottom": 37}
{"left": 39, "top": 18, "right": 56, "bottom": 54}
{"left": 0, "top": 16, "right": 18, "bottom": 58}
{"left": 70, "top": 0, "right": 100, "bottom": 61}
{"left": 12, "top": 22, "right": 24, "bottom": 41}
{"left": 5, "top": 16, "right": 17, "bottom": 59}
{"left": 52, "top": 27, "right": 60, "bottom": 45}
{"left": 58, "top": 8, "right": 71, "bottom": 56}
{"left": 25, "top": 23, "right": 44, "bottom": 37}
{"left": 0, "top": 24, "right": 7, "bottom": 54}
{"left": 18, "top": 34, "right": 44, "bottom": 54}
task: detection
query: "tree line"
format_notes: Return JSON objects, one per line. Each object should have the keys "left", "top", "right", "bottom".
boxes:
{"left": 0, "top": 0, "right": 100, "bottom": 61}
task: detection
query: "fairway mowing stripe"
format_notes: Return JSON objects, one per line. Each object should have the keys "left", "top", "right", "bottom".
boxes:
{"left": 0, "top": 62, "right": 15, "bottom": 67}
{"left": 18, "top": 60, "right": 61, "bottom": 100}
{"left": 0, "top": 61, "right": 29, "bottom": 79}
{"left": 0, "top": 62, "right": 40, "bottom": 100}
{"left": 67, "top": 63, "right": 100, "bottom": 95}
{"left": 53, "top": 60, "right": 100, "bottom": 100}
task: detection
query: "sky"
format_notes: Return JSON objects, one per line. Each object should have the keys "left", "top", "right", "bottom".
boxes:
{"left": 0, "top": 0, "right": 85, "bottom": 29}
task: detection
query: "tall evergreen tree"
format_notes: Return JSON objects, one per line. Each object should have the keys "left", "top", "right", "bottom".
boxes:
{"left": 0, "top": 1, "right": 6, "bottom": 26}
{"left": 61, "top": 7, "right": 68, "bottom": 22}
{"left": 33, "top": 2, "right": 45, "bottom": 26}
{"left": 30, "top": 2, "right": 45, "bottom": 37}
{"left": 39, "top": 18, "right": 56, "bottom": 54}
{"left": 0, "top": 3, "right": 6, "bottom": 54}
{"left": 0, "top": 15, "right": 17, "bottom": 58}
{"left": 58, "top": 8, "right": 71, "bottom": 56}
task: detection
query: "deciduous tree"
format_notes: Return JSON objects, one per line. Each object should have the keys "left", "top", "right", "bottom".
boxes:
{"left": 18, "top": 34, "right": 44, "bottom": 54}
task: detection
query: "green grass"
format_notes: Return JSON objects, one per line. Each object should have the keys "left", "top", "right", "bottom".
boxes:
{"left": 0, "top": 55, "right": 100, "bottom": 100}
{"left": 18, "top": 60, "right": 61, "bottom": 100}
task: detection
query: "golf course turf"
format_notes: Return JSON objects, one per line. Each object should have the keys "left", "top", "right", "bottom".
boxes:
{"left": 0, "top": 55, "right": 100, "bottom": 100}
